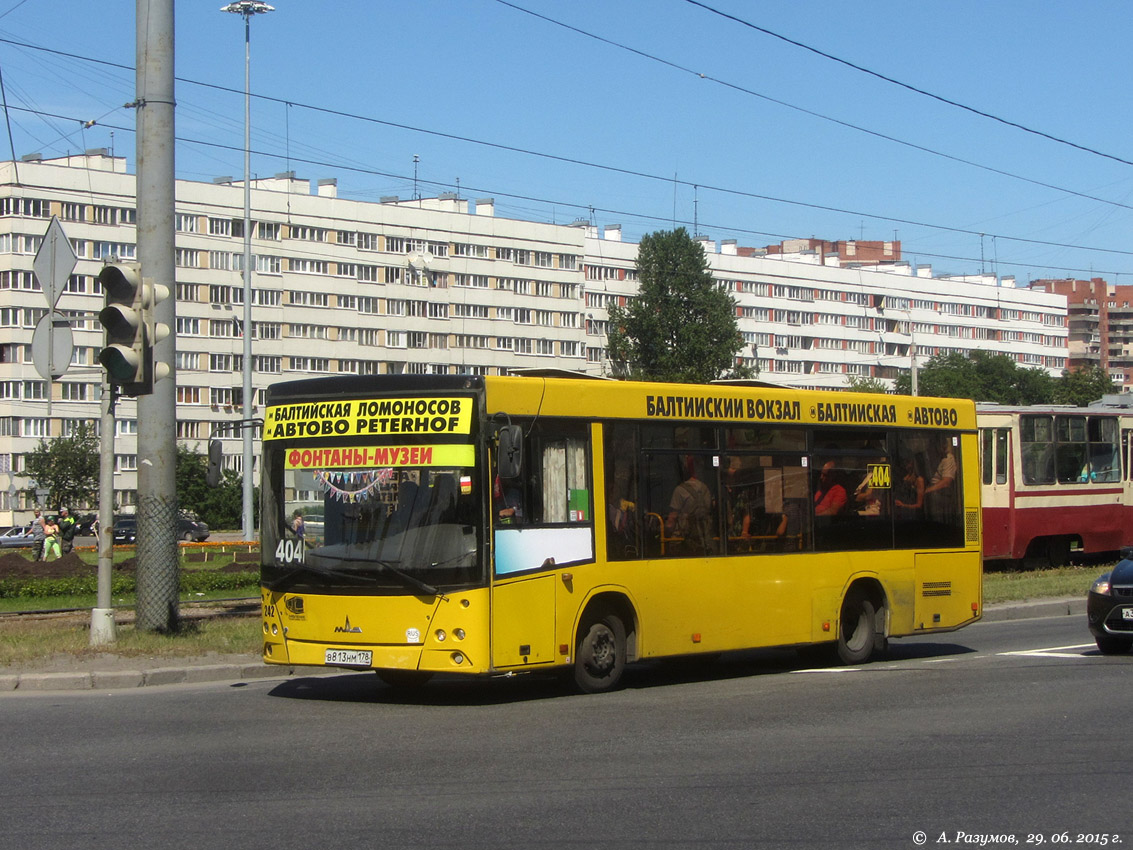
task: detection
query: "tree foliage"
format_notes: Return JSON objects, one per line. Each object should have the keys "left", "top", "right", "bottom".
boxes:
{"left": 893, "top": 351, "right": 1055, "bottom": 404}
{"left": 845, "top": 375, "right": 889, "bottom": 394}
{"left": 23, "top": 422, "right": 100, "bottom": 510}
{"left": 1053, "top": 364, "right": 1115, "bottom": 407}
{"left": 176, "top": 444, "right": 247, "bottom": 530}
{"left": 606, "top": 228, "right": 749, "bottom": 383}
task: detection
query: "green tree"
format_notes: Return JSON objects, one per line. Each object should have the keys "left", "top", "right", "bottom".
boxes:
{"left": 846, "top": 375, "right": 890, "bottom": 394}
{"left": 607, "top": 228, "right": 749, "bottom": 383}
{"left": 893, "top": 351, "right": 1054, "bottom": 404}
{"left": 176, "top": 444, "right": 246, "bottom": 530}
{"left": 23, "top": 422, "right": 100, "bottom": 510}
{"left": 1053, "top": 365, "right": 1115, "bottom": 407}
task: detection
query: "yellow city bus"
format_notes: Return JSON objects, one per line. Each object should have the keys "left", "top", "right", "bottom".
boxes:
{"left": 260, "top": 373, "right": 981, "bottom": 692}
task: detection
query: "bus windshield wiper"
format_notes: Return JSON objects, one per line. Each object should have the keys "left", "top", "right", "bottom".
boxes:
{"left": 311, "top": 554, "right": 446, "bottom": 599}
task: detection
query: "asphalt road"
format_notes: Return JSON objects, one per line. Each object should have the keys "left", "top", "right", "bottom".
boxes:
{"left": 2, "top": 614, "right": 1129, "bottom": 850}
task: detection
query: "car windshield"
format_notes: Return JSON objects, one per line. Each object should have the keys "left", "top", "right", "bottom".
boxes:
{"left": 262, "top": 451, "right": 483, "bottom": 594}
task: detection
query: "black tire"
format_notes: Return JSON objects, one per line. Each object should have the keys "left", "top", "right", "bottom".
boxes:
{"left": 836, "top": 590, "right": 877, "bottom": 666}
{"left": 1095, "top": 634, "right": 1133, "bottom": 655}
{"left": 375, "top": 669, "right": 434, "bottom": 688}
{"left": 183, "top": 531, "right": 195, "bottom": 542}
{"left": 574, "top": 612, "right": 627, "bottom": 693}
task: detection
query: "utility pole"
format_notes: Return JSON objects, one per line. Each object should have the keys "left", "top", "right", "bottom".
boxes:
{"left": 134, "top": 0, "right": 179, "bottom": 632}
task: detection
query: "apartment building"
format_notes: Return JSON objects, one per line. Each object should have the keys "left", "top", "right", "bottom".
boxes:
{"left": 1030, "top": 277, "right": 1133, "bottom": 387}
{"left": 0, "top": 151, "right": 1068, "bottom": 521}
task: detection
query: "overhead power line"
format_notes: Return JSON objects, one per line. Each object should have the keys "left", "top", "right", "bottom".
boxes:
{"left": 683, "top": 0, "right": 1133, "bottom": 169}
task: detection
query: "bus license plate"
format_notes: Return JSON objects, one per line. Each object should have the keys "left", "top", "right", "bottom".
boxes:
{"left": 1122, "top": 609, "right": 1133, "bottom": 621}
{"left": 325, "top": 648, "right": 372, "bottom": 667}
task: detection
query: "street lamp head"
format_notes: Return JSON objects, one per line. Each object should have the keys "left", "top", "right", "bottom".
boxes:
{"left": 221, "top": 1, "right": 274, "bottom": 15}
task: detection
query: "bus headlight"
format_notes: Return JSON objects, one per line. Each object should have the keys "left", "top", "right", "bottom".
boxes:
{"left": 435, "top": 629, "right": 447, "bottom": 642}
{"left": 453, "top": 628, "right": 466, "bottom": 641}
{"left": 451, "top": 652, "right": 465, "bottom": 665}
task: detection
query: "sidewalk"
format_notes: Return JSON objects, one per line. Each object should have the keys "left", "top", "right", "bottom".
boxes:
{"left": 0, "top": 597, "right": 1088, "bottom": 693}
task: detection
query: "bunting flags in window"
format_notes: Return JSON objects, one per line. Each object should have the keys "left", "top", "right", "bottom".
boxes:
{"left": 312, "top": 468, "right": 396, "bottom": 503}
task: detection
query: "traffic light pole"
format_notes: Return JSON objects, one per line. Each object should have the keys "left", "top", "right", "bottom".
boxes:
{"left": 91, "top": 378, "right": 117, "bottom": 645}
{"left": 134, "top": 0, "right": 179, "bottom": 632}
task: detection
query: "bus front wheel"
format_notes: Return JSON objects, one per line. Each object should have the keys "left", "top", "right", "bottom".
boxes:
{"left": 574, "top": 612, "right": 627, "bottom": 693}
{"left": 836, "top": 590, "right": 878, "bottom": 666}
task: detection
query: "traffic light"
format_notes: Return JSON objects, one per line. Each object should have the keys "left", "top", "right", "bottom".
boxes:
{"left": 97, "top": 263, "right": 171, "bottom": 396}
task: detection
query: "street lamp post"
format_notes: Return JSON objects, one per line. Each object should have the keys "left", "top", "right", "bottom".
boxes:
{"left": 222, "top": 0, "right": 273, "bottom": 540}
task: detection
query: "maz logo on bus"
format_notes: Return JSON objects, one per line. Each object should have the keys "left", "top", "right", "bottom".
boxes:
{"left": 275, "top": 538, "right": 305, "bottom": 565}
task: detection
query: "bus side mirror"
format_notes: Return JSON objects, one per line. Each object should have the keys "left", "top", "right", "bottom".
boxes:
{"left": 206, "top": 439, "right": 223, "bottom": 488}
{"left": 497, "top": 425, "right": 523, "bottom": 479}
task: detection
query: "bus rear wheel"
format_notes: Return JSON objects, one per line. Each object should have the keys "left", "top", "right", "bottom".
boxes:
{"left": 574, "top": 612, "right": 627, "bottom": 693}
{"left": 836, "top": 590, "right": 878, "bottom": 666}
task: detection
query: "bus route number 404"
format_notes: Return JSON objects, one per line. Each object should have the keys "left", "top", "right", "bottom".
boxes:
{"left": 276, "top": 538, "right": 305, "bottom": 565}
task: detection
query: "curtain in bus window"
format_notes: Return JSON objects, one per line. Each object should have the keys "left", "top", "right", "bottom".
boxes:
{"left": 541, "top": 438, "right": 589, "bottom": 522}
{"left": 995, "top": 429, "right": 1009, "bottom": 485}
{"left": 1020, "top": 415, "right": 1054, "bottom": 485}
{"left": 1055, "top": 415, "right": 1088, "bottom": 484}
{"left": 1087, "top": 417, "right": 1120, "bottom": 482}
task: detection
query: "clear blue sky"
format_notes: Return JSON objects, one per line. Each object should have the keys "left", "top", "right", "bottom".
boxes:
{"left": 1, "top": 0, "right": 1131, "bottom": 287}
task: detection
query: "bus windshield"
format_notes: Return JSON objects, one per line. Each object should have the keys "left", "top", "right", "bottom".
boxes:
{"left": 262, "top": 447, "right": 483, "bottom": 594}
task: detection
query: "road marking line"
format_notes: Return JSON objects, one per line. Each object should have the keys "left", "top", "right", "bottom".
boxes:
{"left": 1000, "top": 643, "right": 1096, "bottom": 658}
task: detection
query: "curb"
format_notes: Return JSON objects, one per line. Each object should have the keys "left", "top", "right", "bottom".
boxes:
{"left": 0, "top": 660, "right": 299, "bottom": 693}
{"left": 1, "top": 598, "right": 1088, "bottom": 693}
{"left": 981, "top": 596, "right": 1085, "bottom": 622}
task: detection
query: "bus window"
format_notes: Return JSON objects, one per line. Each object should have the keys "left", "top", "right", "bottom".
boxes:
{"left": 894, "top": 431, "right": 964, "bottom": 549}
{"left": 640, "top": 450, "right": 719, "bottom": 558}
{"left": 605, "top": 423, "right": 640, "bottom": 561}
{"left": 723, "top": 454, "right": 808, "bottom": 553}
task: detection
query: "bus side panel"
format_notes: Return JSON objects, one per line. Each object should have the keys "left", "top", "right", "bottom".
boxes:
{"left": 912, "top": 550, "right": 981, "bottom": 631}
{"left": 491, "top": 574, "right": 558, "bottom": 668}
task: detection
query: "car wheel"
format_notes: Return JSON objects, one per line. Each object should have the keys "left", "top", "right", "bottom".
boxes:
{"left": 1095, "top": 634, "right": 1133, "bottom": 655}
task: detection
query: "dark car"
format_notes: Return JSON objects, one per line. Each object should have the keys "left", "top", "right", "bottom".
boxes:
{"left": 74, "top": 513, "right": 97, "bottom": 536}
{"left": 111, "top": 514, "right": 209, "bottom": 544}
{"left": 1087, "top": 547, "right": 1133, "bottom": 654}
{"left": 112, "top": 516, "right": 138, "bottom": 545}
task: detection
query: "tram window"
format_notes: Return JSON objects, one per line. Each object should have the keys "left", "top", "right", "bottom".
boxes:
{"left": 1086, "top": 417, "right": 1120, "bottom": 483}
{"left": 995, "top": 429, "right": 1008, "bottom": 485}
{"left": 1055, "top": 415, "right": 1088, "bottom": 484}
{"left": 1020, "top": 415, "right": 1055, "bottom": 485}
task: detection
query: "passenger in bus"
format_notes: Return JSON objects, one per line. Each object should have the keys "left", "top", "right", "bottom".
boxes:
{"left": 923, "top": 438, "right": 958, "bottom": 521}
{"left": 924, "top": 439, "right": 957, "bottom": 498}
{"left": 813, "top": 461, "right": 847, "bottom": 517}
{"left": 494, "top": 475, "right": 524, "bottom": 525}
{"left": 894, "top": 456, "right": 926, "bottom": 515}
{"left": 666, "top": 457, "right": 714, "bottom": 553}
{"left": 424, "top": 474, "right": 459, "bottom": 526}
{"left": 852, "top": 463, "right": 883, "bottom": 516}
